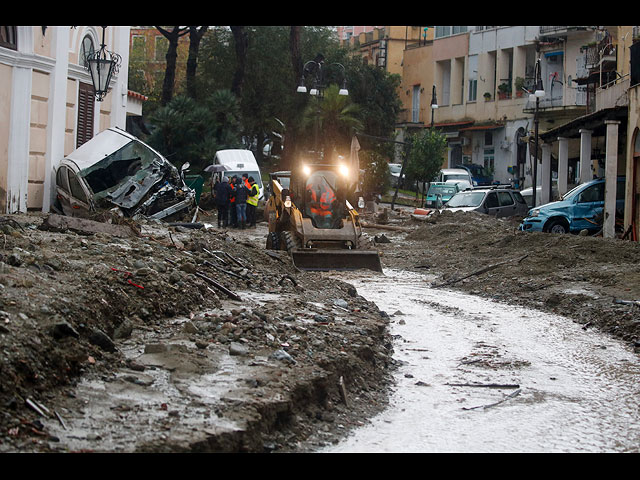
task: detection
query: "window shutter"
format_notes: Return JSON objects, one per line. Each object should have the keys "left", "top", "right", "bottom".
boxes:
{"left": 77, "top": 83, "right": 95, "bottom": 148}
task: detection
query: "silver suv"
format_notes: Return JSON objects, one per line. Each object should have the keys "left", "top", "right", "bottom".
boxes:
{"left": 443, "top": 185, "right": 528, "bottom": 218}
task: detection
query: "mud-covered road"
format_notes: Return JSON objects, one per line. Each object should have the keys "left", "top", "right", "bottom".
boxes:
{"left": 1, "top": 205, "right": 639, "bottom": 452}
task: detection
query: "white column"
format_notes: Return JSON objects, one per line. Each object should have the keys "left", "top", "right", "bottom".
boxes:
{"left": 44, "top": 26, "right": 71, "bottom": 212}
{"left": 603, "top": 120, "right": 620, "bottom": 238}
{"left": 557, "top": 136, "right": 569, "bottom": 196}
{"left": 579, "top": 129, "right": 592, "bottom": 184}
{"left": 541, "top": 143, "right": 552, "bottom": 205}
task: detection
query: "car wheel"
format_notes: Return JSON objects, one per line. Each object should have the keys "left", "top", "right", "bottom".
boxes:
{"left": 546, "top": 219, "right": 568, "bottom": 234}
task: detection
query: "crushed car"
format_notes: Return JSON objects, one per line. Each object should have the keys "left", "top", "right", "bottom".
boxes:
{"left": 54, "top": 127, "right": 195, "bottom": 220}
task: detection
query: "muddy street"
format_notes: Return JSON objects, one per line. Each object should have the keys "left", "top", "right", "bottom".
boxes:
{"left": 1, "top": 206, "right": 640, "bottom": 453}
{"left": 319, "top": 269, "right": 640, "bottom": 453}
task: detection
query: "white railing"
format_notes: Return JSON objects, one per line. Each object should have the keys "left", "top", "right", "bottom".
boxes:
{"left": 595, "top": 74, "right": 630, "bottom": 110}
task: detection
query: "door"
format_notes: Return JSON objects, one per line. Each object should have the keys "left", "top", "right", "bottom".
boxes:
{"left": 484, "top": 192, "right": 501, "bottom": 216}
{"left": 572, "top": 182, "right": 604, "bottom": 231}
{"left": 497, "top": 191, "right": 517, "bottom": 217}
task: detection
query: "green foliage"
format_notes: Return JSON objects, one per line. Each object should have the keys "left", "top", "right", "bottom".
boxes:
{"left": 146, "top": 93, "right": 242, "bottom": 172}
{"left": 301, "top": 84, "right": 363, "bottom": 159}
{"left": 360, "top": 150, "right": 391, "bottom": 196}
{"left": 405, "top": 128, "right": 448, "bottom": 185}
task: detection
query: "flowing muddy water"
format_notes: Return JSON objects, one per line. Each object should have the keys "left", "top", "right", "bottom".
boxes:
{"left": 321, "top": 269, "right": 640, "bottom": 453}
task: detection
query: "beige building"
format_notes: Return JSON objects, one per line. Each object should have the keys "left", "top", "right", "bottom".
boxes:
{"left": 0, "top": 26, "right": 134, "bottom": 214}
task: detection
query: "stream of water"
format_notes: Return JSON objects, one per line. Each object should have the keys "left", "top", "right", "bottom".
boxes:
{"left": 321, "top": 269, "right": 640, "bottom": 453}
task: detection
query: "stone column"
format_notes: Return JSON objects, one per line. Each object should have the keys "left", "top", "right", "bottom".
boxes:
{"left": 603, "top": 120, "right": 620, "bottom": 238}
{"left": 541, "top": 143, "right": 552, "bottom": 205}
{"left": 557, "top": 136, "right": 569, "bottom": 196}
{"left": 579, "top": 129, "right": 592, "bottom": 184}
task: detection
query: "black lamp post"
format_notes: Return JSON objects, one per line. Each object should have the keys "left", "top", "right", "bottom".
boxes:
{"left": 85, "top": 26, "right": 121, "bottom": 102}
{"left": 430, "top": 85, "right": 438, "bottom": 128}
{"left": 529, "top": 58, "right": 545, "bottom": 208}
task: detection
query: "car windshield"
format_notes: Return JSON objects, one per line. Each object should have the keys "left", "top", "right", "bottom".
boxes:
{"left": 428, "top": 185, "right": 457, "bottom": 196}
{"left": 444, "top": 174, "right": 470, "bottom": 181}
{"left": 560, "top": 183, "right": 584, "bottom": 200}
{"left": 79, "top": 139, "right": 163, "bottom": 197}
{"left": 389, "top": 164, "right": 402, "bottom": 174}
{"left": 446, "top": 191, "right": 486, "bottom": 207}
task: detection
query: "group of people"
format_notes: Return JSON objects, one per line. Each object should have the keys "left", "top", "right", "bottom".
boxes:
{"left": 213, "top": 173, "right": 260, "bottom": 229}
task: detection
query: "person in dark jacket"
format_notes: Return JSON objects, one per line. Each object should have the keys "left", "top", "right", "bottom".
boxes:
{"left": 229, "top": 175, "right": 238, "bottom": 227}
{"left": 232, "top": 177, "right": 250, "bottom": 229}
{"left": 214, "top": 176, "right": 232, "bottom": 227}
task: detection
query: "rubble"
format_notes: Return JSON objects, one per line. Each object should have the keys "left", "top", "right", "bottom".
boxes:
{"left": 0, "top": 213, "right": 394, "bottom": 453}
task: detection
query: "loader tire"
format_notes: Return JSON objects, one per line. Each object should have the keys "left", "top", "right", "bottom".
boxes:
{"left": 266, "top": 232, "right": 281, "bottom": 250}
{"left": 281, "top": 231, "right": 302, "bottom": 252}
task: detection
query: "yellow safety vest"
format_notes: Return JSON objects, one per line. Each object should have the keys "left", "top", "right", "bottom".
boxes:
{"left": 247, "top": 183, "right": 260, "bottom": 206}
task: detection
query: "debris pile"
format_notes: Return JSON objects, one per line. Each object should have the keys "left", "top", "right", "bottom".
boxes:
{"left": 0, "top": 213, "right": 394, "bottom": 452}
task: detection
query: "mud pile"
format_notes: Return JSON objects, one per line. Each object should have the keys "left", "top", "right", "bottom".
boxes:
{"left": 0, "top": 213, "right": 394, "bottom": 452}
{"left": 374, "top": 208, "right": 640, "bottom": 348}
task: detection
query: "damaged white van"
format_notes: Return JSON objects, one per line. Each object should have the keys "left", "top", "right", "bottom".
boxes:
{"left": 54, "top": 127, "right": 195, "bottom": 220}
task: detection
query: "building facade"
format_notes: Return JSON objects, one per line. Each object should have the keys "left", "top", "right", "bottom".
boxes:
{"left": 0, "top": 26, "right": 131, "bottom": 214}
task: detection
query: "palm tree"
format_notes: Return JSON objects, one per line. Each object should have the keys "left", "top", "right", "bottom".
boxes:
{"left": 302, "top": 84, "right": 363, "bottom": 161}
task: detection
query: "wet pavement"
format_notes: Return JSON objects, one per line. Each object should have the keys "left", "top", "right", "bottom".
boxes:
{"left": 321, "top": 269, "right": 640, "bottom": 453}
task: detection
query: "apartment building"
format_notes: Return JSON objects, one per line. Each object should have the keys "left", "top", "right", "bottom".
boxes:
{"left": 0, "top": 26, "right": 133, "bottom": 214}
{"left": 397, "top": 25, "right": 640, "bottom": 239}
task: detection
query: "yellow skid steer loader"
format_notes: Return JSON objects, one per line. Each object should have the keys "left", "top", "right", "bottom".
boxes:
{"left": 264, "top": 161, "right": 382, "bottom": 272}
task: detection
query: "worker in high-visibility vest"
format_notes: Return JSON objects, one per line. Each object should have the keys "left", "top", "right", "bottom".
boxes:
{"left": 246, "top": 176, "right": 260, "bottom": 228}
{"left": 306, "top": 180, "right": 336, "bottom": 228}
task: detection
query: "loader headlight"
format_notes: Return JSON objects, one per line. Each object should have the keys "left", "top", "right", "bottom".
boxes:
{"left": 302, "top": 165, "right": 311, "bottom": 176}
{"left": 284, "top": 196, "right": 292, "bottom": 208}
{"left": 339, "top": 164, "right": 349, "bottom": 177}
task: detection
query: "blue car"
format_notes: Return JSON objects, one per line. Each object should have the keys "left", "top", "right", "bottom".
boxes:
{"left": 519, "top": 177, "right": 625, "bottom": 234}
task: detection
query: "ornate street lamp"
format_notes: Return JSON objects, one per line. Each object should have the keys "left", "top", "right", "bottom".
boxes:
{"left": 85, "top": 26, "right": 121, "bottom": 102}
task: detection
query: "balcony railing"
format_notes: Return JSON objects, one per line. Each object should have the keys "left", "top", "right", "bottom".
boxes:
{"left": 539, "top": 26, "right": 597, "bottom": 36}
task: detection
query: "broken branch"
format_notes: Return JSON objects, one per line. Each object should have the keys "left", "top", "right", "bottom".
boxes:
{"left": 432, "top": 254, "right": 529, "bottom": 288}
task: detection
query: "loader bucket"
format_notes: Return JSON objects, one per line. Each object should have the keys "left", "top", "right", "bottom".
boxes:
{"left": 290, "top": 249, "right": 383, "bottom": 272}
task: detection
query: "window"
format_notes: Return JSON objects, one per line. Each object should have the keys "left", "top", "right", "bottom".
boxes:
{"left": 484, "top": 131, "right": 493, "bottom": 146}
{"left": 578, "top": 183, "right": 604, "bottom": 203}
{"left": 497, "top": 191, "right": 514, "bottom": 206}
{"left": 155, "top": 36, "right": 168, "bottom": 61}
{"left": 56, "top": 167, "right": 70, "bottom": 193}
{"left": 483, "top": 148, "right": 494, "bottom": 172}
{"left": 0, "top": 26, "right": 17, "bottom": 50}
{"left": 412, "top": 85, "right": 420, "bottom": 123}
{"left": 77, "top": 82, "right": 95, "bottom": 148}
{"left": 485, "top": 192, "right": 499, "bottom": 208}
{"left": 79, "top": 35, "right": 94, "bottom": 67}
{"left": 68, "top": 172, "right": 88, "bottom": 203}
{"left": 468, "top": 55, "right": 478, "bottom": 102}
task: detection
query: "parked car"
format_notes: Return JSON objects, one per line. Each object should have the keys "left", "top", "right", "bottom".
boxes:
{"left": 425, "top": 182, "right": 460, "bottom": 208}
{"left": 453, "top": 164, "right": 493, "bottom": 186}
{"left": 55, "top": 127, "right": 195, "bottom": 220}
{"left": 443, "top": 185, "right": 529, "bottom": 218}
{"left": 437, "top": 168, "right": 474, "bottom": 186}
{"left": 519, "top": 177, "right": 625, "bottom": 234}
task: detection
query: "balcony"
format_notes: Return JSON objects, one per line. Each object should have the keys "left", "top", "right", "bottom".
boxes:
{"left": 539, "top": 26, "right": 597, "bottom": 37}
{"left": 596, "top": 75, "right": 630, "bottom": 111}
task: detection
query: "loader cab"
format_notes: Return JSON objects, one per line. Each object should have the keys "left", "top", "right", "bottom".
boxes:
{"left": 293, "top": 163, "right": 352, "bottom": 229}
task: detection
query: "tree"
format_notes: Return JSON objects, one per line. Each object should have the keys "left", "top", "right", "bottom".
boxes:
{"left": 230, "top": 26, "right": 248, "bottom": 98}
{"left": 404, "top": 128, "right": 448, "bottom": 206}
{"left": 186, "top": 26, "right": 208, "bottom": 100}
{"left": 155, "top": 26, "right": 190, "bottom": 106}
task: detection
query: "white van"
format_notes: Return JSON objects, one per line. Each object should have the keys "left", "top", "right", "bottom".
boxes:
{"left": 213, "top": 149, "right": 264, "bottom": 202}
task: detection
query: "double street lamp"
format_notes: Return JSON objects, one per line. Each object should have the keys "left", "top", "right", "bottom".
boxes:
{"left": 85, "top": 26, "right": 121, "bottom": 102}
{"left": 296, "top": 54, "right": 349, "bottom": 99}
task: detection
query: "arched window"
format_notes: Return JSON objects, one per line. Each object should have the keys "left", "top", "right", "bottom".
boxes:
{"left": 79, "top": 34, "right": 95, "bottom": 67}
{"left": 0, "top": 26, "right": 17, "bottom": 50}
